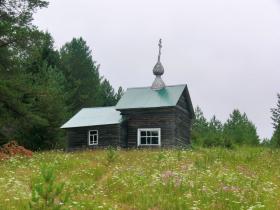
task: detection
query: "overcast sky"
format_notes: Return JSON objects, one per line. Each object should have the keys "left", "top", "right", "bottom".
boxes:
{"left": 33, "top": 0, "right": 280, "bottom": 139}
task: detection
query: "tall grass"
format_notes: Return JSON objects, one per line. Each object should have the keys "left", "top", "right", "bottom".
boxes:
{"left": 0, "top": 147, "right": 279, "bottom": 209}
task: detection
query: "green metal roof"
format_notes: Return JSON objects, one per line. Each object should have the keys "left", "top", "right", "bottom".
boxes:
{"left": 61, "top": 106, "right": 122, "bottom": 129}
{"left": 116, "top": 84, "right": 187, "bottom": 110}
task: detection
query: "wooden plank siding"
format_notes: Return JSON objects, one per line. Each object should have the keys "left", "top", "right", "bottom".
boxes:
{"left": 120, "top": 108, "right": 177, "bottom": 147}
{"left": 175, "top": 92, "right": 192, "bottom": 146}
{"left": 66, "top": 124, "right": 124, "bottom": 151}
{"left": 175, "top": 108, "right": 191, "bottom": 146}
{"left": 65, "top": 87, "right": 193, "bottom": 150}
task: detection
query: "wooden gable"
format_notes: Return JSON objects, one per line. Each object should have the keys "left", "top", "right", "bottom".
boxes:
{"left": 176, "top": 86, "right": 195, "bottom": 119}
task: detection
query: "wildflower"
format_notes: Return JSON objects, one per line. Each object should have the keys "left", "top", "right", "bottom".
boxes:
{"left": 247, "top": 204, "right": 265, "bottom": 210}
{"left": 183, "top": 192, "right": 190, "bottom": 197}
{"left": 174, "top": 177, "right": 182, "bottom": 187}
{"left": 161, "top": 170, "right": 174, "bottom": 181}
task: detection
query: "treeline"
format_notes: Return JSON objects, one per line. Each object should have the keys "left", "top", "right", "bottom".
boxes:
{"left": 191, "top": 108, "right": 259, "bottom": 148}
{"left": 0, "top": 0, "right": 123, "bottom": 150}
{"left": 192, "top": 94, "right": 280, "bottom": 148}
{"left": 1, "top": 0, "right": 280, "bottom": 151}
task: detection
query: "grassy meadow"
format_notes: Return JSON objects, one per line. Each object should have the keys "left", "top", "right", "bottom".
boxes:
{"left": 0, "top": 147, "right": 280, "bottom": 210}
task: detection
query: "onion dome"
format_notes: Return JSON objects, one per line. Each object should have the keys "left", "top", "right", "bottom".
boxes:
{"left": 151, "top": 39, "right": 166, "bottom": 90}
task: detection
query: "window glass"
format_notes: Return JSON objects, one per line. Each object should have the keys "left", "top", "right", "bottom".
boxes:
{"left": 141, "top": 137, "right": 146, "bottom": 144}
{"left": 138, "top": 129, "right": 160, "bottom": 145}
{"left": 88, "top": 130, "right": 98, "bottom": 145}
{"left": 141, "top": 131, "right": 146, "bottom": 136}
{"left": 151, "top": 131, "right": 158, "bottom": 136}
{"left": 147, "top": 137, "right": 152, "bottom": 144}
{"left": 152, "top": 137, "right": 158, "bottom": 144}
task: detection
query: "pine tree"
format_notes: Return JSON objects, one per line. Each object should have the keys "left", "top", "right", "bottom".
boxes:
{"left": 0, "top": 31, "right": 68, "bottom": 149}
{"left": 20, "top": 64, "right": 67, "bottom": 150}
{"left": 223, "top": 109, "right": 259, "bottom": 145}
{"left": 0, "top": 73, "right": 32, "bottom": 145}
{"left": 0, "top": 0, "right": 48, "bottom": 71}
{"left": 16, "top": 32, "right": 68, "bottom": 150}
{"left": 271, "top": 94, "right": 280, "bottom": 129}
{"left": 115, "top": 87, "right": 124, "bottom": 102}
{"left": 60, "top": 38, "right": 102, "bottom": 113}
{"left": 191, "top": 106, "right": 209, "bottom": 145}
{"left": 25, "top": 32, "right": 60, "bottom": 74}
{"left": 271, "top": 94, "right": 280, "bottom": 147}
{"left": 0, "top": 0, "right": 50, "bottom": 147}
{"left": 99, "top": 80, "right": 124, "bottom": 106}
{"left": 100, "top": 79, "right": 117, "bottom": 106}
{"left": 0, "top": 1, "right": 124, "bottom": 150}
{"left": 205, "top": 115, "right": 224, "bottom": 147}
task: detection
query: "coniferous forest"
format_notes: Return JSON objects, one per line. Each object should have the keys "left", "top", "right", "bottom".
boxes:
{"left": 0, "top": 0, "right": 123, "bottom": 150}
{"left": 1, "top": 0, "right": 280, "bottom": 150}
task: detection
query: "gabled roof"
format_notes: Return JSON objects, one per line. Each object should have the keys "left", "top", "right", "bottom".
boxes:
{"left": 116, "top": 84, "right": 189, "bottom": 110}
{"left": 61, "top": 106, "right": 122, "bottom": 129}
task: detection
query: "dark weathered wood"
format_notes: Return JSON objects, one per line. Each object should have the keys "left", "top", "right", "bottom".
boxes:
{"left": 66, "top": 124, "right": 122, "bottom": 151}
{"left": 175, "top": 107, "right": 192, "bottom": 146}
{"left": 120, "top": 107, "right": 177, "bottom": 147}
{"left": 65, "top": 87, "right": 193, "bottom": 150}
{"left": 175, "top": 90, "right": 193, "bottom": 146}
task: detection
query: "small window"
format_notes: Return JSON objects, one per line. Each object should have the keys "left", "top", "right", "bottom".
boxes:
{"left": 137, "top": 128, "right": 161, "bottom": 146}
{"left": 88, "top": 130, "right": 98, "bottom": 145}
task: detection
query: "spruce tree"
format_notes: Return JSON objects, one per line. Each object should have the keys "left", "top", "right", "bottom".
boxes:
{"left": 60, "top": 38, "right": 102, "bottom": 113}
{"left": 100, "top": 79, "right": 117, "bottom": 106}
{"left": 22, "top": 64, "right": 67, "bottom": 150}
{"left": 99, "top": 80, "right": 124, "bottom": 106}
{"left": 0, "top": 0, "right": 50, "bottom": 147}
{"left": 115, "top": 87, "right": 124, "bottom": 102}
{"left": 205, "top": 115, "right": 224, "bottom": 147}
{"left": 0, "top": 1, "right": 123, "bottom": 150}
{"left": 0, "top": 0, "right": 48, "bottom": 71}
{"left": 271, "top": 94, "right": 280, "bottom": 147}
{"left": 271, "top": 94, "right": 280, "bottom": 129}
{"left": 223, "top": 109, "right": 259, "bottom": 145}
{"left": 191, "top": 106, "right": 209, "bottom": 145}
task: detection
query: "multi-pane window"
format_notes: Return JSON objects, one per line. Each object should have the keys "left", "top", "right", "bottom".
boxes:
{"left": 137, "top": 128, "right": 161, "bottom": 146}
{"left": 88, "top": 130, "right": 98, "bottom": 145}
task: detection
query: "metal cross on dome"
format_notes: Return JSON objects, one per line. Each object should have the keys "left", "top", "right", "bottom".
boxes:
{"left": 158, "top": 38, "right": 162, "bottom": 62}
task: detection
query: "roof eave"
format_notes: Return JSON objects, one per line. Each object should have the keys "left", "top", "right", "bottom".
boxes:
{"left": 61, "top": 122, "right": 121, "bottom": 129}
{"left": 116, "top": 105, "right": 176, "bottom": 111}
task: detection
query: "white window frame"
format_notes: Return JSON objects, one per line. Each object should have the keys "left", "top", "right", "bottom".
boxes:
{"left": 137, "top": 128, "right": 161, "bottom": 146}
{"left": 88, "top": 130, "right": 98, "bottom": 145}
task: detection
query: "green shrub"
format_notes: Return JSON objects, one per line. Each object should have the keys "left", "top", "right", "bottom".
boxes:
{"left": 29, "top": 165, "right": 70, "bottom": 210}
{"left": 223, "top": 138, "right": 235, "bottom": 149}
{"left": 106, "top": 146, "right": 118, "bottom": 164}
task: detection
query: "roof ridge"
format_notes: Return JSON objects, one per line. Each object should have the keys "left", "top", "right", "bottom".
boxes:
{"left": 127, "top": 84, "right": 186, "bottom": 90}
{"left": 82, "top": 106, "right": 116, "bottom": 110}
